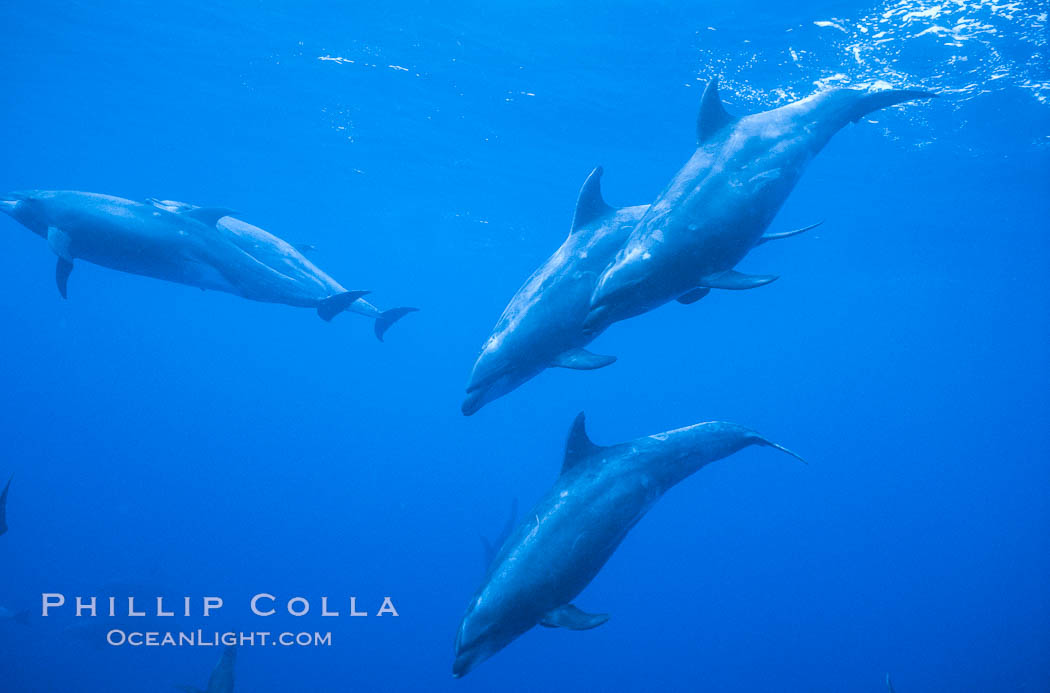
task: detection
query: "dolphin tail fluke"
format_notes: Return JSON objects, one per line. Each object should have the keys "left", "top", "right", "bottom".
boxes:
{"left": 317, "top": 290, "right": 371, "bottom": 322}
{"left": 374, "top": 306, "right": 419, "bottom": 342}
{"left": 850, "top": 88, "right": 937, "bottom": 122}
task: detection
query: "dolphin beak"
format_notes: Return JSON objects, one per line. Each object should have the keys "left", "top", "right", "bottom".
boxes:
{"left": 0, "top": 199, "right": 19, "bottom": 216}
{"left": 461, "top": 389, "right": 487, "bottom": 417}
{"left": 452, "top": 647, "right": 484, "bottom": 678}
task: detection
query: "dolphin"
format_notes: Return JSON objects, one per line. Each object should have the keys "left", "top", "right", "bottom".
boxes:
{"left": 178, "top": 645, "right": 236, "bottom": 693}
{"left": 0, "top": 191, "right": 416, "bottom": 340}
{"left": 462, "top": 168, "right": 644, "bottom": 415}
{"left": 0, "top": 475, "right": 10, "bottom": 537}
{"left": 452, "top": 413, "right": 803, "bottom": 677}
{"left": 147, "top": 198, "right": 416, "bottom": 340}
{"left": 584, "top": 80, "right": 935, "bottom": 331}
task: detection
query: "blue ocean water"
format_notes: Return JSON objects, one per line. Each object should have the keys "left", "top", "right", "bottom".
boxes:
{"left": 0, "top": 0, "right": 1047, "bottom": 691}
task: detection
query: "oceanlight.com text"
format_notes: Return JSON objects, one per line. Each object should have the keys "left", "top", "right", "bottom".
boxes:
{"left": 106, "top": 629, "right": 333, "bottom": 647}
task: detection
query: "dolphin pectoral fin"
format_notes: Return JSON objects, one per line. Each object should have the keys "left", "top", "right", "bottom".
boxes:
{"left": 374, "top": 306, "right": 419, "bottom": 342}
{"left": 317, "top": 290, "right": 371, "bottom": 322}
{"left": 551, "top": 348, "right": 616, "bottom": 370}
{"left": 698, "top": 270, "right": 778, "bottom": 290}
{"left": 182, "top": 207, "right": 236, "bottom": 227}
{"left": 758, "top": 220, "right": 824, "bottom": 245}
{"left": 47, "top": 227, "right": 74, "bottom": 298}
{"left": 539, "top": 604, "right": 609, "bottom": 630}
{"left": 46, "top": 226, "right": 72, "bottom": 261}
{"left": 55, "top": 258, "right": 73, "bottom": 299}
{"left": 676, "top": 287, "right": 711, "bottom": 304}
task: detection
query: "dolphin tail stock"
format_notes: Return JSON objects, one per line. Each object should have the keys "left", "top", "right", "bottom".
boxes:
{"left": 374, "top": 306, "right": 419, "bottom": 342}
{"left": 317, "top": 290, "right": 372, "bottom": 322}
{"left": 847, "top": 87, "right": 937, "bottom": 123}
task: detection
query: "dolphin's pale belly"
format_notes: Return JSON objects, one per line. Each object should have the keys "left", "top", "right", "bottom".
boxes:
{"left": 63, "top": 218, "right": 243, "bottom": 294}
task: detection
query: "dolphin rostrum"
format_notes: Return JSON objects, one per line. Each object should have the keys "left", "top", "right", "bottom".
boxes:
{"left": 584, "top": 80, "right": 935, "bottom": 332}
{"left": 0, "top": 191, "right": 416, "bottom": 340}
{"left": 452, "top": 413, "right": 804, "bottom": 676}
{"left": 0, "top": 475, "right": 10, "bottom": 537}
{"left": 462, "top": 168, "right": 645, "bottom": 414}
{"left": 178, "top": 645, "right": 236, "bottom": 693}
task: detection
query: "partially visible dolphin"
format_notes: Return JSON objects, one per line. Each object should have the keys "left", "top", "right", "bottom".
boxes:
{"left": 452, "top": 413, "right": 803, "bottom": 677}
{"left": 584, "top": 80, "right": 935, "bottom": 332}
{"left": 148, "top": 198, "right": 416, "bottom": 340}
{"left": 178, "top": 645, "right": 236, "bottom": 693}
{"left": 0, "top": 191, "right": 416, "bottom": 340}
{"left": 0, "top": 606, "right": 29, "bottom": 625}
{"left": 462, "top": 168, "right": 644, "bottom": 415}
{"left": 0, "top": 475, "right": 10, "bottom": 537}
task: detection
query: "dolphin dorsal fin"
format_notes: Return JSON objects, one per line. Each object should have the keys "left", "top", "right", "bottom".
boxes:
{"left": 561, "top": 413, "right": 604, "bottom": 475}
{"left": 569, "top": 167, "right": 613, "bottom": 233}
{"left": 697, "top": 78, "right": 735, "bottom": 144}
{"left": 183, "top": 207, "right": 236, "bottom": 227}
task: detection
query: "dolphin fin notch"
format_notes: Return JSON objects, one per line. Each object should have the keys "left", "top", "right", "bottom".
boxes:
{"left": 317, "top": 290, "right": 371, "bottom": 322}
{"left": 699, "top": 270, "right": 778, "bottom": 290}
{"left": 570, "top": 167, "right": 613, "bottom": 233}
{"left": 561, "top": 412, "right": 606, "bottom": 475}
{"left": 758, "top": 220, "right": 823, "bottom": 245}
{"left": 551, "top": 348, "right": 616, "bottom": 370}
{"left": 539, "top": 604, "right": 609, "bottom": 630}
{"left": 374, "top": 306, "right": 419, "bottom": 342}
{"left": 182, "top": 207, "right": 236, "bottom": 227}
{"left": 677, "top": 287, "right": 711, "bottom": 304}
{"left": 697, "top": 78, "right": 735, "bottom": 144}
